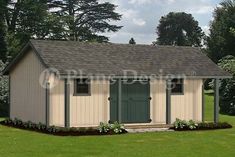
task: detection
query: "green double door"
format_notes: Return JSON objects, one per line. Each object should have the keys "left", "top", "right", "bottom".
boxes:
{"left": 110, "top": 79, "right": 150, "bottom": 123}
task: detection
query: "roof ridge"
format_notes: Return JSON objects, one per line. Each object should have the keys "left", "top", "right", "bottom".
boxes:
{"left": 29, "top": 39, "right": 199, "bottom": 49}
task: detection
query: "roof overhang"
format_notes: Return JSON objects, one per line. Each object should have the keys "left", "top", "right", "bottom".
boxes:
{"left": 58, "top": 74, "right": 233, "bottom": 79}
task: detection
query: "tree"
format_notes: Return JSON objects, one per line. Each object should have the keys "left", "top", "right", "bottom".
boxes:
{"left": 207, "top": 0, "right": 235, "bottom": 63}
{"left": 156, "top": 12, "right": 204, "bottom": 47}
{"left": 49, "top": 0, "right": 122, "bottom": 42}
{"left": 129, "top": 38, "right": 136, "bottom": 44}
{"left": 218, "top": 55, "right": 235, "bottom": 115}
{"left": 0, "top": 0, "right": 8, "bottom": 62}
{"left": 3, "top": 0, "right": 52, "bottom": 58}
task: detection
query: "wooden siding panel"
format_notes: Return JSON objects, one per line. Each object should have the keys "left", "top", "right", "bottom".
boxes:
{"left": 171, "top": 79, "right": 203, "bottom": 122}
{"left": 151, "top": 79, "right": 202, "bottom": 124}
{"left": 10, "top": 50, "right": 46, "bottom": 124}
{"left": 150, "top": 79, "right": 166, "bottom": 124}
{"left": 69, "top": 80, "right": 110, "bottom": 127}
{"left": 49, "top": 79, "right": 65, "bottom": 127}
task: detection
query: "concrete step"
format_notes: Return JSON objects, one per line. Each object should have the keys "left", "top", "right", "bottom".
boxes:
{"left": 124, "top": 124, "right": 173, "bottom": 129}
{"left": 126, "top": 128, "right": 174, "bottom": 133}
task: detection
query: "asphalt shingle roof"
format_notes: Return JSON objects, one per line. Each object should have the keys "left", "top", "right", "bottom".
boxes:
{"left": 3, "top": 40, "right": 231, "bottom": 78}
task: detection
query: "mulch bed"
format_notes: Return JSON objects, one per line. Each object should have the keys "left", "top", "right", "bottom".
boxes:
{"left": 0, "top": 121, "right": 127, "bottom": 136}
{"left": 170, "top": 123, "right": 232, "bottom": 131}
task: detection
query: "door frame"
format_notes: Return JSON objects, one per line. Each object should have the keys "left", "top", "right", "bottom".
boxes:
{"left": 109, "top": 78, "right": 151, "bottom": 124}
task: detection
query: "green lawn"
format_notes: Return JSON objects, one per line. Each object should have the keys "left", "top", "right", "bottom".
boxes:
{"left": 1, "top": 93, "right": 235, "bottom": 157}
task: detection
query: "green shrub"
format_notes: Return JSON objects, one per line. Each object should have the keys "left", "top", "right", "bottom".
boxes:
{"left": 2, "top": 118, "right": 127, "bottom": 135}
{"left": 0, "top": 60, "right": 9, "bottom": 117}
{"left": 187, "top": 120, "right": 198, "bottom": 130}
{"left": 26, "top": 121, "right": 33, "bottom": 128}
{"left": 110, "top": 121, "right": 124, "bottom": 133}
{"left": 11, "top": 118, "right": 23, "bottom": 126}
{"left": 198, "top": 122, "right": 232, "bottom": 129}
{"left": 173, "top": 118, "right": 232, "bottom": 131}
{"left": 218, "top": 55, "right": 235, "bottom": 115}
{"left": 37, "top": 123, "right": 46, "bottom": 130}
{"left": 46, "top": 126, "right": 61, "bottom": 133}
{"left": 173, "top": 118, "right": 188, "bottom": 129}
{"left": 4, "top": 118, "right": 12, "bottom": 124}
{"left": 98, "top": 122, "right": 110, "bottom": 133}
{"left": 98, "top": 121, "right": 125, "bottom": 134}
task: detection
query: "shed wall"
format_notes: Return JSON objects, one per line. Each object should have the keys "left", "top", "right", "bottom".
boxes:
{"left": 70, "top": 80, "right": 110, "bottom": 127}
{"left": 10, "top": 50, "right": 46, "bottom": 123}
{"left": 49, "top": 79, "right": 110, "bottom": 127}
{"left": 49, "top": 78, "right": 202, "bottom": 126}
{"left": 150, "top": 79, "right": 202, "bottom": 123}
{"left": 171, "top": 79, "right": 203, "bottom": 122}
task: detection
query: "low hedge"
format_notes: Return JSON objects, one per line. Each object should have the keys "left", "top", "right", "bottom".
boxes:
{"left": 0, "top": 118, "right": 127, "bottom": 136}
{"left": 197, "top": 122, "right": 232, "bottom": 130}
{"left": 173, "top": 118, "right": 232, "bottom": 131}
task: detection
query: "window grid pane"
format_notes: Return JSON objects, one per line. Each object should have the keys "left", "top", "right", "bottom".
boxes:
{"left": 75, "top": 79, "right": 90, "bottom": 94}
{"left": 171, "top": 79, "right": 183, "bottom": 94}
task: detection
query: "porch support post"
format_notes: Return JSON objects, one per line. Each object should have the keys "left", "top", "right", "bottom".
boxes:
{"left": 118, "top": 78, "right": 122, "bottom": 123}
{"left": 8, "top": 76, "right": 11, "bottom": 118}
{"left": 202, "top": 79, "right": 205, "bottom": 122}
{"left": 214, "top": 78, "right": 220, "bottom": 123}
{"left": 166, "top": 79, "right": 171, "bottom": 124}
{"left": 65, "top": 79, "right": 70, "bottom": 128}
{"left": 45, "top": 82, "right": 50, "bottom": 128}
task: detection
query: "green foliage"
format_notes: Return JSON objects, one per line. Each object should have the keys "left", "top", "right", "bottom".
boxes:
{"left": 0, "top": 60, "right": 9, "bottom": 117}
{"left": 198, "top": 122, "right": 232, "bottom": 129}
{"left": 5, "top": 32, "right": 22, "bottom": 59}
{"left": 173, "top": 118, "right": 189, "bottom": 129}
{"left": 2, "top": 118, "right": 126, "bottom": 135}
{"left": 129, "top": 38, "right": 136, "bottom": 44}
{"left": 218, "top": 55, "right": 235, "bottom": 115}
{"left": 110, "top": 121, "right": 124, "bottom": 133}
{"left": 207, "top": 0, "right": 235, "bottom": 62}
{"left": 48, "top": 0, "right": 122, "bottom": 42}
{"left": 0, "top": 0, "right": 122, "bottom": 61}
{"left": 173, "top": 118, "right": 232, "bottom": 130}
{"left": 188, "top": 120, "right": 198, "bottom": 130}
{"left": 98, "top": 122, "right": 110, "bottom": 133}
{"left": 230, "top": 27, "right": 235, "bottom": 36}
{"left": 3, "top": 118, "right": 61, "bottom": 133}
{"left": 156, "top": 12, "right": 204, "bottom": 47}
{"left": 0, "top": 0, "right": 8, "bottom": 62}
{"left": 98, "top": 121, "right": 125, "bottom": 134}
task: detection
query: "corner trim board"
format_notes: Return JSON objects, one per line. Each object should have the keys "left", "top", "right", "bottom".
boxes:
{"left": 46, "top": 82, "right": 50, "bottom": 127}
{"left": 166, "top": 79, "right": 171, "bottom": 124}
{"left": 202, "top": 79, "right": 205, "bottom": 122}
{"left": 65, "top": 79, "right": 70, "bottom": 128}
{"left": 214, "top": 79, "right": 219, "bottom": 123}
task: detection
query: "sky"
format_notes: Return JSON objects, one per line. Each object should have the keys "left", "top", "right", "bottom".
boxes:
{"left": 100, "top": 0, "right": 221, "bottom": 44}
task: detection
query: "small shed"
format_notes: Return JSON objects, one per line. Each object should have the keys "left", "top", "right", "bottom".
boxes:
{"left": 3, "top": 40, "right": 231, "bottom": 127}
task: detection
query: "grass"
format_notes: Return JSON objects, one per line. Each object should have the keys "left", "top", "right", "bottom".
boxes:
{"left": 1, "top": 93, "right": 235, "bottom": 157}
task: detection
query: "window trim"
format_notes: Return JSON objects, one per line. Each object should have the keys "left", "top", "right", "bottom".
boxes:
{"left": 73, "top": 78, "right": 91, "bottom": 96}
{"left": 171, "top": 78, "right": 184, "bottom": 95}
